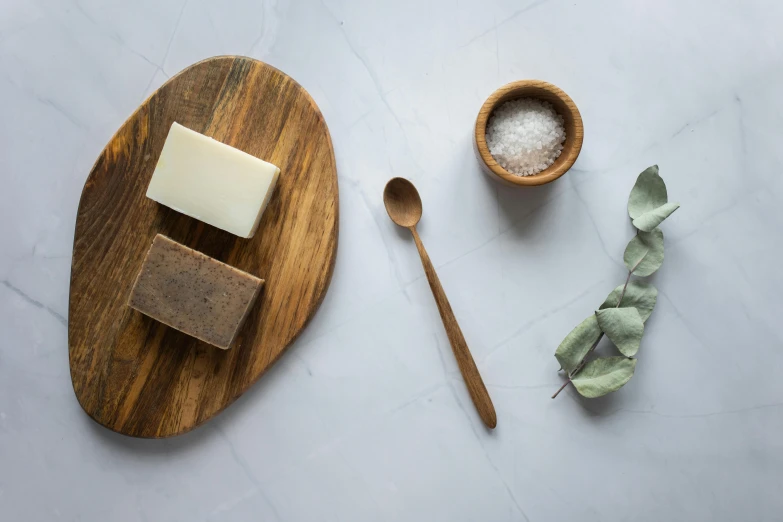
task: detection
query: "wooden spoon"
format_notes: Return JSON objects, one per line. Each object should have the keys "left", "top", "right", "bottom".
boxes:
{"left": 383, "top": 177, "right": 497, "bottom": 429}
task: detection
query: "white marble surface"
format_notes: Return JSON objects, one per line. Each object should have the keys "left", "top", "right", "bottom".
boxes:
{"left": 2, "top": 0, "right": 782, "bottom": 520}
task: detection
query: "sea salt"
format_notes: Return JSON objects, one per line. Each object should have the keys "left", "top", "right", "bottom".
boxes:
{"left": 485, "top": 98, "right": 566, "bottom": 176}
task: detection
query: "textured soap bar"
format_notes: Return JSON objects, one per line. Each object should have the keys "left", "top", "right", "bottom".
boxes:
{"left": 146, "top": 122, "right": 280, "bottom": 238}
{"left": 128, "top": 235, "right": 264, "bottom": 349}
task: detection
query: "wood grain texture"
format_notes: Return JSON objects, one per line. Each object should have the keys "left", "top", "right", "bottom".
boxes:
{"left": 68, "top": 56, "right": 338, "bottom": 438}
{"left": 410, "top": 227, "right": 496, "bottom": 429}
{"left": 382, "top": 178, "right": 496, "bottom": 429}
{"left": 474, "top": 80, "right": 584, "bottom": 187}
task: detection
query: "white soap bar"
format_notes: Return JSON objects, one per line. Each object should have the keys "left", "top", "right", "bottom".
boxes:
{"left": 146, "top": 122, "right": 280, "bottom": 238}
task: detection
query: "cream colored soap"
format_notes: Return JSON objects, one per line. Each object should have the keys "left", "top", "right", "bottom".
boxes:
{"left": 147, "top": 122, "right": 280, "bottom": 238}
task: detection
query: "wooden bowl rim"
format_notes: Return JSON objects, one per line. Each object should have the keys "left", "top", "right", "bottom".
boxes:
{"left": 474, "top": 80, "right": 584, "bottom": 187}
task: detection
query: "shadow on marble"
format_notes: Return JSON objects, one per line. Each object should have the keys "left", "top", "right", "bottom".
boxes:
{"left": 82, "top": 412, "right": 215, "bottom": 455}
{"left": 478, "top": 161, "right": 558, "bottom": 237}
{"left": 571, "top": 390, "right": 623, "bottom": 419}
{"left": 391, "top": 219, "right": 412, "bottom": 242}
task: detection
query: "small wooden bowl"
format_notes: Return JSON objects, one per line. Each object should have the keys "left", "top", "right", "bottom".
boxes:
{"left": 474, "top": 80, "right": 583, "bottom": 186}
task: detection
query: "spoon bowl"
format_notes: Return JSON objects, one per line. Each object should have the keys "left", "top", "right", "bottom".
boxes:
{"left": 383, "top": 177, "right": 422, "bottom": 228}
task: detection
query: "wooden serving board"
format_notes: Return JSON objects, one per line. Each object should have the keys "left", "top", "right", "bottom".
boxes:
{"left": 68, "top": 56, "right": 338, "bottom": 438}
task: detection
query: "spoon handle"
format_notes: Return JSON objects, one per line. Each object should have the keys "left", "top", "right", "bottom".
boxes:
{"left": 409, "top": 226, "right": 497, "bottom": 429}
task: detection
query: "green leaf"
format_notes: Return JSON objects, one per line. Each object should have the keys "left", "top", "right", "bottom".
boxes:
{"left": 632, "top": 202, "right": 680, "bottom": 232}
{"left": 599, "top": 281, "right": 658, "bottom": 322}
{"left": 628, "top": 166, "right": 667, "bottom": 219}
{"left": 623, "top": 228, "right": 664, "bottom": 277}
{"left": 571, "top": 357, "right": 637, "bottom": 398}
{"left": 555, "top": 315, "right": 601, "bottom": 373}
{"left": 595, "top": 308, "right": 644, "bottom": 356}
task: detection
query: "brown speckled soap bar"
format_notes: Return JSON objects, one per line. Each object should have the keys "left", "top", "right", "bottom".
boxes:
{"left": 128, "top": 234, "right": 264, "bottom": 349}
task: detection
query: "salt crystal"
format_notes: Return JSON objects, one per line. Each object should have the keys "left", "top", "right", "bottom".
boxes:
{"left": 485, "top": 98, "right": 566, "bottom": 176}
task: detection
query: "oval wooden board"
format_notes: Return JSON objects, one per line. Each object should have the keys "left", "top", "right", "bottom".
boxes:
{"left": 68, "top": 56, "right": 338, "bottom": 438}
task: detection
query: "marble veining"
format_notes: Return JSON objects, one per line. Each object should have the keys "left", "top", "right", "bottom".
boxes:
{"left": 1, "top": 0, "right": 782, "bottom": 520}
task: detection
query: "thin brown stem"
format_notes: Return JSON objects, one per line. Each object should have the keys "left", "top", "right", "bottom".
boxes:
{"left": 552, "top": 269, "right": 634, "bottom": 399}
{"left": 552, "top": 263, "right": 645, "bottom": 399}
{"left": 551, "top": 379, "right": 571, "bottom": 399}
{"left": 616, "top": 270, "right": 633, "bottom": 307}
{"left": 552, "top": 333, "right": 605, "bottom": 399}
{"left": 569, "top": 333, "right": 604, "bottom": 377}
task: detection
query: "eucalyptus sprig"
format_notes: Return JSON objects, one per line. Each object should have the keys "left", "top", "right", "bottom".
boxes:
{"left": 552, "top": 166, "right": 679, "bottom": 399}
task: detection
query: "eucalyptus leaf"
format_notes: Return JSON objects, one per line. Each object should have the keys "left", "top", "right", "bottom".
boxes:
{"left": 628, "top": 166, "right": 667, "bottom": 219}
{"left": 555, "top": 315, "right": 601, "bottom": 373}
{"left": 599, "top": 281, "right": 658, "bottom": 322}
{"left": 632, "top": 202, "right": 681, "bottom": 232}
{"left": 623, "top": 228, "right": 664, "bottom": 277}
{"left": 595, "top": 308, "right": 644, "bottom": 356}
{"left": 571, "top": 357, "right": 637, "bottom": 398}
